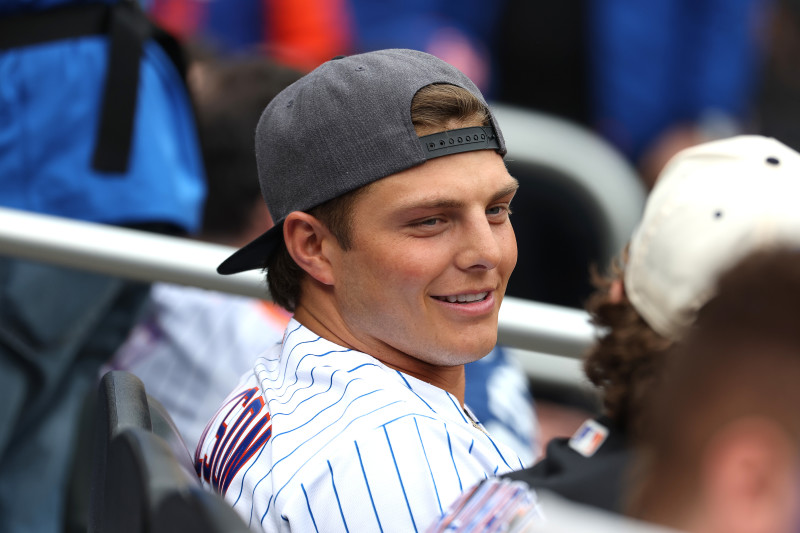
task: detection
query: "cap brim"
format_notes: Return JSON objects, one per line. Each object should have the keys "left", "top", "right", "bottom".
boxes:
{"left": 217, "top": 223, "right": 283, "bottom": 275}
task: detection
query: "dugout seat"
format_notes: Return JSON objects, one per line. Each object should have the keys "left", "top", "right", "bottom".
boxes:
{"left": 106, "top": 427, "right": 250, "bottom": 533}
{"left": 89, "top": 370, "right": 248, "bottom": 533}
{"left": 89, "top": 370, "right": 153, "bottom": 533}
{"left": 147, "top": 393, "right": 195, "bottom": 477}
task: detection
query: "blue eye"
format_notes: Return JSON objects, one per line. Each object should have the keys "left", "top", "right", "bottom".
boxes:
{"left": 487, "top": 206, "right": 511, "bottom": 216}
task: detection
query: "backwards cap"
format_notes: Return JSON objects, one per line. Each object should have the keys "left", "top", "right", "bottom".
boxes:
{"left": 625, "top": 135, "right": 800, "bottom": 340}
{"left": 217, "top": 48, "right": 506, "bottom": 275}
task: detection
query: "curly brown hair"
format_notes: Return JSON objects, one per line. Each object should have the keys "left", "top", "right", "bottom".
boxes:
{"left": 582, "top": 251, "right": 672, "bottom": 438}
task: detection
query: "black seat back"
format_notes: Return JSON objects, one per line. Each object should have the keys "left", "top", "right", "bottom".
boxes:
{"left": 147, "top": 393, "right": 196, "bottom": 478}
{"left": 89, "top": 370, "right": 152, "bottom": 533}
{"left": 107, "top": 428, "right": 250, "bottom": 533}
{"left": 90, "top": 370, "right": 249, "bottom": 532}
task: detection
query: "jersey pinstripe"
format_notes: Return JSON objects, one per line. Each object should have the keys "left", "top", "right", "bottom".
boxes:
{"left": 194, "top": 319, "right": 526, "bottom": 532}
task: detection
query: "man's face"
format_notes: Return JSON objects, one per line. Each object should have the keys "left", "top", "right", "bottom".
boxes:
{"left": 330, "top": 149, "right": 518, "bottom": 369}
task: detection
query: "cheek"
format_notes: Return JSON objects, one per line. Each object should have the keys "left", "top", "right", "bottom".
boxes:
{"left": 499, "top": 226, "right": 518, "bottom": 274}
{"left": 362, "top": 240, "right": 452, "bottom": 287}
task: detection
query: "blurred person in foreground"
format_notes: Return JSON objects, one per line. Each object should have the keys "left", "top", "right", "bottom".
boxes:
{"left": 628, "top": 247, "right": 800, "bottom": 533}
{"left": 472, "top": 248, "right": 800, "bottom": 532}
{"left": 503, "top": 134, "right": 800, "bottom": 513}
{"left": 0, "top": 1, "right": 205, "bottom": 531}
{"left": 193, "top": 48, "right": 525, "bottom": 532}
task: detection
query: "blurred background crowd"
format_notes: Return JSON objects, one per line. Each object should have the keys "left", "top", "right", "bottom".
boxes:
{"left": 144, "top": 0, "right": 791, "bottom": 183}
{"left": 3, "top": 0, "right": 800, "bottom": 531}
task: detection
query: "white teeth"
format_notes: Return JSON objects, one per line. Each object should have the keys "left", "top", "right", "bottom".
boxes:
{"left": 439, "top": 292, "right": 488, "bottom": 303}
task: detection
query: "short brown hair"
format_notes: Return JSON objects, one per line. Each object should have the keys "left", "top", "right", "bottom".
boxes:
{"left": 410, "top": 83, "right": 491, "bottom": 134}
{"left": 266, "top": 83, "right": 491, "bottom": 311}
{"left": 266, "top": 188, "right": 370, "bottom": 311}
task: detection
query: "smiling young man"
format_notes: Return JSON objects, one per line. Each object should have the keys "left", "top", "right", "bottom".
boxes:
{"left": 193, "top": 49, "right": 523, "bottom": 532}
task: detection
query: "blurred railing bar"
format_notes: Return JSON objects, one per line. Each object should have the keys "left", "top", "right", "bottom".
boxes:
{"left": 0, "top": 206, "right": 597, "bottom": 358}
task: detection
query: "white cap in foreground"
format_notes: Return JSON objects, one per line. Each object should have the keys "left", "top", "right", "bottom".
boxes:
{"left": 625, "top": 135, "right": 800, "bottom": 340}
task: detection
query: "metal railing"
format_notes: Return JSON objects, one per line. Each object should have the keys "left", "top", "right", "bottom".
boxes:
{"left": 0, "top": 206, "right": 599, "bottom": 390}
{"left": 492, "top": 104, "right": 645, "bottom": 267}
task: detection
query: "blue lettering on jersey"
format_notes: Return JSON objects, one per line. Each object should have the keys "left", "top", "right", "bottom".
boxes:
{"left": 195, "top": 387, "right": 273, "bottom": 495}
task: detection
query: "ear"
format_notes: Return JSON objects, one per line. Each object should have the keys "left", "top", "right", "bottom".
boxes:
{"left": 701, "top": 417, "right": 800, "bottom": 533}
{"left": 283, "top": 211, "right": 338, "bottom": 286}
{"left": 608, "top": 278, "right": 625, "bottom": 304}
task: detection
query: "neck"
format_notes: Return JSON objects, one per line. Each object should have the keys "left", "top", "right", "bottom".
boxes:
{"left": 293, "top": 300, "right": 467, "bottom": 405}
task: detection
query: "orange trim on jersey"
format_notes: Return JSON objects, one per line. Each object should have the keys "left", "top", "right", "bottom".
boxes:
{"left": 257, "top": 301, "right": 292, "bottom": 329}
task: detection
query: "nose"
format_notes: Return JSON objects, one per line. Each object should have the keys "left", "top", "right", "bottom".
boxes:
{"left": 455, "top": 215, "right": 504, "bottom": 271}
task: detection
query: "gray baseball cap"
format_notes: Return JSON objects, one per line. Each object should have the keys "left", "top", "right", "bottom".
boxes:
{"left": 217, "top": 48, "right": 507, "bottom": 275}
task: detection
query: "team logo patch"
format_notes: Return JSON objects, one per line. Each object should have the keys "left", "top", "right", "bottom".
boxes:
{"left": 568, "top": 419, "right": 609, "bottom": 458}
{"left": 195, "top": 387, "right": 273, "bottom": 495}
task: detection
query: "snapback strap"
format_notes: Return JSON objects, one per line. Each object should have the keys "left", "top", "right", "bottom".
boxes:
{"left": 419, "top": 126, "right": 501, "bottom": 160}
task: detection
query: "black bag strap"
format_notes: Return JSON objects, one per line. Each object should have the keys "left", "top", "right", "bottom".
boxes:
{"left": 0, "top": 1, "right": 189, "bottom": 174}
{"left": 0, "top": 3, "right": 111, "bottom": 50}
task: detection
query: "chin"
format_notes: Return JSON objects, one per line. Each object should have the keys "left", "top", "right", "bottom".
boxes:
{"left": 444, "top": 340, "right": 497, "bottom": 365}
{"left": 461, "top": 330, "right": 498, "bottom": 355}
{"left": 430, "top": 353, "right": 484, "bottom": 367}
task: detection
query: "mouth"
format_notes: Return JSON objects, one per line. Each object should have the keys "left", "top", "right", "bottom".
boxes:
{"left": 432, "top": 291, "right": 490, "bottom": 304}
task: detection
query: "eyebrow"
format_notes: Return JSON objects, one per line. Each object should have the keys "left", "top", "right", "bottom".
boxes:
{"left": 396, "top": 178, "right": 520, "bottom": 211}
{"left": 491, "top": 179, "right": 520, "bottom": 202}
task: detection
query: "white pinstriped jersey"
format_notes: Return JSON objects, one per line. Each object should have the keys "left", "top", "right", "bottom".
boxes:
{"left": 194, "top": 319, "right": 526, "bottom": 532}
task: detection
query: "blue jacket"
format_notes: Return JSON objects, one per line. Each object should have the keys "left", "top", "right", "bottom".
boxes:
{"left": 0, "top": 0, "right": 206, "bottom": 232}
